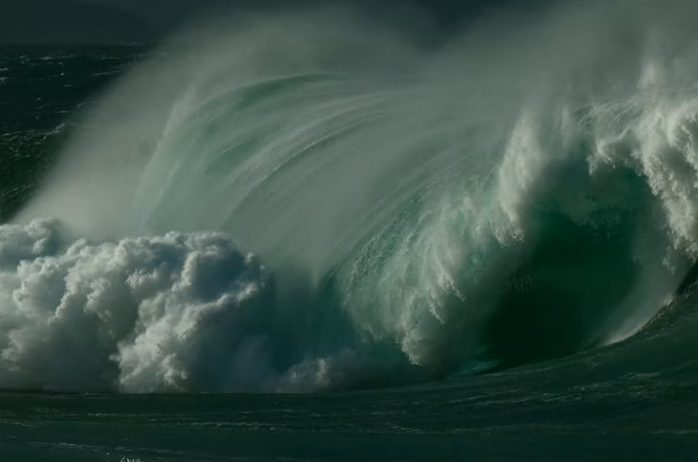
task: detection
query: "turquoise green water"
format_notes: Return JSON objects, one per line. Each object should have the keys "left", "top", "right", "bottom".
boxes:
{"left": 3, "top": 2, "right": 698, "bottom": 457}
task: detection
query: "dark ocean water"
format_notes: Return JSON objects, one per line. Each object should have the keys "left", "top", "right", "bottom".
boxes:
{"left": 1, "top": 33, "right": 698, "bottom": 461}
{"left": 1, "top": 289, "right": 698, "bottom": 461}
{"left": 0, "top": 45, "right": 145, "bottom": 220}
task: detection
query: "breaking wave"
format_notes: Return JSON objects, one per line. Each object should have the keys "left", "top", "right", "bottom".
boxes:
{"left": 4, "top": 0, "right": 698, "bottom": 392}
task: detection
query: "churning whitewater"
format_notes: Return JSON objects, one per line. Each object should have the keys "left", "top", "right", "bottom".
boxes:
{"left": 3, "top": 0, "right": 698, "bottom": 392}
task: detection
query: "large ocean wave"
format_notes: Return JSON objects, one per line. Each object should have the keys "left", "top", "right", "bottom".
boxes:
{"left": 4, "top": 0, "right": 698, "bottom": 392}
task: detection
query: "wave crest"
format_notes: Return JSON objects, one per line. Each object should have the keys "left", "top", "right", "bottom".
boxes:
{"left": 7, "top": 0, "right": 698, "bottom": 391}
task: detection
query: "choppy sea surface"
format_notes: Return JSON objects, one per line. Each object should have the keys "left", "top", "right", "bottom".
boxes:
{"left": 2, "top": 25, "right": 698, "bottom": 461}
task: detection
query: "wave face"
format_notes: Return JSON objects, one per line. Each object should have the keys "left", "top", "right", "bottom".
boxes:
{"left": 6, "top": 0, "right": 698, "bottom": 392}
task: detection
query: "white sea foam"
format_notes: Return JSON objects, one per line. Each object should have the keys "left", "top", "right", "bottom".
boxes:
{"left": 0, "top": 220, "right": 275, "bottom": 392}
{"left": 6, "top": 0, "right": 698, "bottom": 391}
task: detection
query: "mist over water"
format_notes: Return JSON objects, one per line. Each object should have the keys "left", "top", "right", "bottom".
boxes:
{"left": 4, "top": 0, "right": 698, "bottom": 392}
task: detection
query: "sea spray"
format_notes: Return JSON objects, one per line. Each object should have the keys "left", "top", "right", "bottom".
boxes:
{"left": 5, "top": 0, "right": 698, "bottom": 391}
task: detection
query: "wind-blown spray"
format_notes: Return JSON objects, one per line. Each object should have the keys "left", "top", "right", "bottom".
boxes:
{"left": 5, "top": 0, "right": 698, "bottom": 392}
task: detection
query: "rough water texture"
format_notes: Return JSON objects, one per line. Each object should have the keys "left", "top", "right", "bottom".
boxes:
{"left": 4, "top": 1, "right": 698, "bottom": 394}
{"left": 2, "top": 1, "right": 698, "bottom": 460}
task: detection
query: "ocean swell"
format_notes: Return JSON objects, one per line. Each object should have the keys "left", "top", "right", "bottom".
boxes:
{"left": 4, "top": 0, "right": 698, "bottom": 392}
